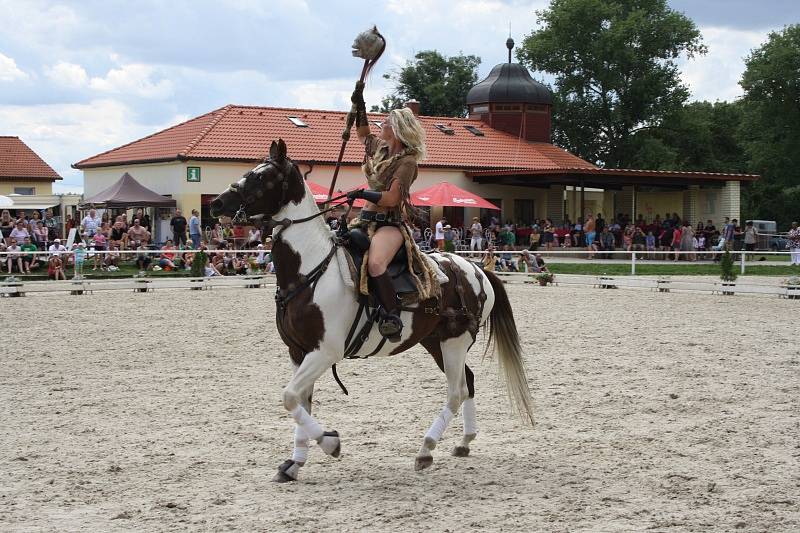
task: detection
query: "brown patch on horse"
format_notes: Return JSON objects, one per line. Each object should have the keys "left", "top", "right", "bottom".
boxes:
{"left": 389, "top": 298, "right": 440, "bottom": 355}
{"left": 430, "top": 257, "right": 481, "bottom": 341}
{"left": 272, "top": 239, "right": 325, "bottom": 364}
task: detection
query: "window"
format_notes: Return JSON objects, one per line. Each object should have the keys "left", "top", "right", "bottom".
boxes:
{"left": 371, "top": 120, "right": 383, "bottom": 128}
{"left": 514, "top": 199, "right": 535, "bottom": 223}
{"left": 434, "top": 123, "right": 455, "bottom": 135}
{"left": 464, "top": 125, "right": 484, "bottom": 137}
{"left": 13, "top": 187, "right": 35, "bottom": 195}
{"left": 470, "top": 105, "right": 489, "bottom": 114}
{"left": 287, "top": 116, "right": 308, "bottom": 127}
{"left": 526, "top": 104, "right": 548, "bottom": 112}
{"left": 493, "top": 104, "right": 521, "bottom": 112}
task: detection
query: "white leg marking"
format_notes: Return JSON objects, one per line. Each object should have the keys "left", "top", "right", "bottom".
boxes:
{"left": 462, "top": 397, "right": 477, "bottom": 437}
{"left": 416, "top": 332, "right": 472, "bottom": 470}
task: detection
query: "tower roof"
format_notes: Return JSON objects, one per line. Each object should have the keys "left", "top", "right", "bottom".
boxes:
{"left": 467, "top": 37, "right": 552, "bottom": 106}
{"left": 466, "top": 62, "right": 553, "bottom": 106}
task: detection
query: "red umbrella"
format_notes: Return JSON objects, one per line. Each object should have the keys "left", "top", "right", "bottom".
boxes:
{"left": 305, "top": 181, "right": 366, "bottom": 207}
{"left": 411, "top": 182, "right": 500, "bottom": 210}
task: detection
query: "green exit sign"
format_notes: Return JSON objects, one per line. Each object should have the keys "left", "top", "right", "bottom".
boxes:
{"left": 187, "top": 167, "right": 201, "bottom": 182}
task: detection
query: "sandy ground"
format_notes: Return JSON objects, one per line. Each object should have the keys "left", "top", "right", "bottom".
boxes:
{"left": 1, "top": 283, "right": 798, "bottom": 532}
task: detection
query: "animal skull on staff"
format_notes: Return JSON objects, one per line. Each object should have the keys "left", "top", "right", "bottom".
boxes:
{"left": 326, "top": 26, "right": 386, "bottom": 203}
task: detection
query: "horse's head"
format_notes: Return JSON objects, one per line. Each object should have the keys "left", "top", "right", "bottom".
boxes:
{"left": 209, "top": 139, "right": 305, "bottom": 220}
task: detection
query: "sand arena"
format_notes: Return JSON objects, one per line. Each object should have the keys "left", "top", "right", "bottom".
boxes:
{"left": 2, "top": 283, "right": 798, "bottom": 532}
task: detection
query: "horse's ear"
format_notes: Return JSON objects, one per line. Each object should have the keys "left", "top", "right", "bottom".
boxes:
{"left": 268, "top": 141, "right": 278, "bottom": 161}
{"left": 276, "top": 139, "right": 287, "bottom": 161}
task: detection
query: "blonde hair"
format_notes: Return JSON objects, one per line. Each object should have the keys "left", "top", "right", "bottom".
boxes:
{"left": 387, "top": 107, "right": 426, "bottom": 161}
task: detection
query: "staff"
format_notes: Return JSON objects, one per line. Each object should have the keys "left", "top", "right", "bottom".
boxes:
{"left": 326, "top": 26, "right": 386, "bottom": 203}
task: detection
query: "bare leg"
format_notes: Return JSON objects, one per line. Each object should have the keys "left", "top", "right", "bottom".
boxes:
{"left": 416, "top": 332, "right": 472, "bottom": 471}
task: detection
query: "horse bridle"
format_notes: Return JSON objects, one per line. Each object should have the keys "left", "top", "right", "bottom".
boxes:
{"left": 228, "top": 158, "right": 352, "bottom": 232}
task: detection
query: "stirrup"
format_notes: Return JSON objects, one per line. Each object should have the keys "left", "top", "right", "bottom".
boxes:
{"left": 378, "top": 312, "right": 403, "bottom": 341}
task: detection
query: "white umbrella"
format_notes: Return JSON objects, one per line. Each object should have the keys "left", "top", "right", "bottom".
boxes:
{"left": 0, "top": 195, "right": 14, "bottom": 208}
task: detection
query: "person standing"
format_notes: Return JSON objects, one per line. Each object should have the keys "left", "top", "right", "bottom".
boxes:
{"left": 743, "top": 221, "right": 757, "bottom": 260}
{"left": 788, "top": 222, "right": 800, "bottom": 266}
{"left": 434, "top": 217, "right": 446, "bottom": 251}
{"left": 170, "top": 209, "right": 188, "bottom": 247}
{"left": 722, "top": 217, "right": 735, "bottom": 250}
{"left": 81, "top": 208, "right": 100, "bottom": 239}
{"left": 469, "top": 217, "right": 483, "bottom": 251}
{"left": 189, "top": 209, "right": 202, "bottom": 250}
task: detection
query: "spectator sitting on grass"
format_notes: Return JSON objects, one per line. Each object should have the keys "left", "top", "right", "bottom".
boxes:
{"left": 103, "top": 244, "right": 121, "bottom": 270}
{"left": 599, "top": 226, "right": 615, "bottom": 259}
{"left": 135, "top": 241, "right": 151, "bottom": 271}
{"left": 481, "top": 243, "right": 498, "bottom": 272}
{"left": 159, "top": 239, "right": 177, "bottom": 270}
{"left": 48, "top": 254, "right": 66, "bottom": 280}
{"left": 5, "top": 238, "right": 23, "bottom": 273}
{"left": 20, "top": 236, "right": 39, "bottom": 273}
{"left": 182, "top": 241, "right": 195, "bottom": 270}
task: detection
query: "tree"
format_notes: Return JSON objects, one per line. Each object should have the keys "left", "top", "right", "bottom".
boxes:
{"left": 374, "top": 50, "right": 481, "bottom": 117}
{"left": 628, "top": 101, "right": 748, "bottom": 173}
{"left": 517, "top": 0, "right": 705, "bottom": 168}
{"left": 738, "top": 25, "right": 800, "bottom": 228}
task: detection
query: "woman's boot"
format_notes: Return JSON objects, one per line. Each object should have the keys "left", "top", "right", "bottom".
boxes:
{"left": 370, "top": 271, "right": 403, "bottom": 341}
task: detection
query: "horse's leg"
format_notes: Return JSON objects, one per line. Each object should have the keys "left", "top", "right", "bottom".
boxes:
{"left": 423, "top": 338, "right": 477, "bottom": 458}
{"left": 273, "top": 379, "right": 314, "bottom": 483}
{"left": 453, "top": 364, "right": 477, "bottom": 457}
{"left": 283, "top": 350, "right": 341, "bottom": 458}
{"left": 415, "top": 332, "right": 472, "bottom": 471}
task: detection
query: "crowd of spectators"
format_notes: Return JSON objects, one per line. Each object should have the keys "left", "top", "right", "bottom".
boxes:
{"left": 1, "top": 207, "right": 275, "bottom": 279}
{"left": 413, "top": 212, "right": 754, "bottom": 266}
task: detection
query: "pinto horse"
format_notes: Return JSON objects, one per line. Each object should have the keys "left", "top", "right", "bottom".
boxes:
{"left": 210, "top": 139, "right": 534, "bottom": 482}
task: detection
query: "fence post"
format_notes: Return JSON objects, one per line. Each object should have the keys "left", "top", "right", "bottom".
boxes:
{"left": 631, "top": 250, "right": 636, "bottom": 275}
{"left": 740, "top": 250, "right": 745, "bottom": 275}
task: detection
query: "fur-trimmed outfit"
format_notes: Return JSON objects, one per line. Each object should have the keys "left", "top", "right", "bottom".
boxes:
{"left": 351, "top": 134, "right": 441, "bottom": 301}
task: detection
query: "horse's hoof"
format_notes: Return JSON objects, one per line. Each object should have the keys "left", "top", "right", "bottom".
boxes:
{"left": 452, "top": 446, "right": 470, "bottom": 457}
{"left": 319, "top": 430, "right": 341, "bottom": 458}
{"left": 272, "top": 460, "right": 299, "bottom": 483}
{"left": 415, "top": 455, "right": 433, "bottom": 471}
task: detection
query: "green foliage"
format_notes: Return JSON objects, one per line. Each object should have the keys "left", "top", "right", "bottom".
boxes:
{"left": 719, "top": 249, "right": 737, "bottom": 282}
{"left": 517, "top": 0, "right": 705, "bottom": 167}
{"left": 628, "top": 101, "right": 748, "bottom": 173}
{"left": 191, "top": 250, "right": 208, "bottom": 277}
{"left": 737, "top": 25, "right": 800, "bottom": 227}
{"left": 374, "top": 50, "right": 481, "bottom": 117}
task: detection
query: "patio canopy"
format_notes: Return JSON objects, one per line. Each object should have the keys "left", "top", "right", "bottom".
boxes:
{"left": 80, "top": 172, "right": 176, "bottom": 209}
{"left": 411, "top": 182, "right": 500, "bottom": 210}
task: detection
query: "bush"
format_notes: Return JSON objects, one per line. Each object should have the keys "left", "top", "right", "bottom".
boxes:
{"left": 719, "top": 249, "right": 737, "bottom": 282}
{"left": 191, "top": 250, "right": 208, "bottom": 277}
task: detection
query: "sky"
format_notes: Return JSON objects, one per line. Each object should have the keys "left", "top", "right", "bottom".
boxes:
{"left": 0, "top": 0, "right": 797, "bottom": 194}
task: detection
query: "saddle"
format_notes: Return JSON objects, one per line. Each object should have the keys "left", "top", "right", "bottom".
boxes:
{"left": 345, "top": 228, "right": 419, "bottom": 295}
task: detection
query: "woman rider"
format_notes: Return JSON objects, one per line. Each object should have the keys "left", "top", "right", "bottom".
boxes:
{"left": 347, "top": 81, "right": 427, "bottom": 340}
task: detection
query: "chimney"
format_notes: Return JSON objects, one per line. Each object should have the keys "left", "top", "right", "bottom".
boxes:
{"left": 405, "top": 99, "right": 420, "bottom": 115}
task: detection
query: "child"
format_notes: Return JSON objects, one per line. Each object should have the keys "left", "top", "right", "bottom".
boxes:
{"left": 73, "top": 242, "right": 87, "bottom": 278}
{"left": 645, "top": 231, "right": 656, "bottom": 259}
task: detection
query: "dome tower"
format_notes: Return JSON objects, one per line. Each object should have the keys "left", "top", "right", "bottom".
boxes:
{"left": 466, "top": 37, "right": 553, "bottom": 143}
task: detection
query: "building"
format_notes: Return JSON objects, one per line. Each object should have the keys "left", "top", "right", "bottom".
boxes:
{"left": 1, "top": 136, "right": 80, "bottom": 232}
{"left": 74, "top": 40, "right": 757, "bottom": 231}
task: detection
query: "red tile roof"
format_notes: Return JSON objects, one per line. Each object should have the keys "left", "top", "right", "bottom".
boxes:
{"left": 0, "top": 136, "right": 62, "bottom": 181}
{"left": 73, "top": 104, "right": 596, "bottom": 172}
{"left": 468, "top": 167, "right": 760, "bottom": 181}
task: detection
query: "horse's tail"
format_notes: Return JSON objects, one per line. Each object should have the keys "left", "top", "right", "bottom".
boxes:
{"left": 484, "top": 269, "right": 535, "bottom": 426}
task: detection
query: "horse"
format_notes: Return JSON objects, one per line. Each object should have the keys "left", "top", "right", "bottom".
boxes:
{"left": 210, "top": 139, "right": 534, "bottom": 482}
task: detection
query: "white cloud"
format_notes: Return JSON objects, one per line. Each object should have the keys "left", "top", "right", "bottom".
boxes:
{"left": 680, "top": 26, "right": 766, "bottom": 102}
{"left": 89, "top": 64, "right": 174, "bottom": 99}
{"left": 0, "top": 52, "right": 28, "bottom": 81}
{"left": 0, "top": 99, "right": 187, "bottom": 194}
{"left": 44, "top": 61, "right": 88, "bottom": 88}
